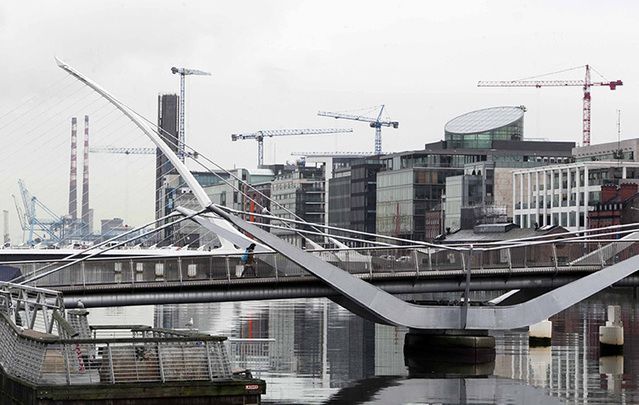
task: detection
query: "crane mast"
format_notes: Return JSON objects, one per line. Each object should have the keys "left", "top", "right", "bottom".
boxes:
{"left": 170, "top": 66, "right": 211, "bottom": 162}
{"left": 231, "top": 128, "right": 353, "bottom": 167}
{"left": 478, "top": 65, "right": 622, "bottom": 146}
{"left": 318, "top": 105, "right": 398, "bottom": 155}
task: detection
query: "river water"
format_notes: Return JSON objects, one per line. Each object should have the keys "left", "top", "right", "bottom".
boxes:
{"left": 87, "top": 288, "right": 638, "bottom": 404}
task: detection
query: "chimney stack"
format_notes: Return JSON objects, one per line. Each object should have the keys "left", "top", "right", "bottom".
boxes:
{"left": 81, "top": 115, "right": 90, "bottom": 234}
{"left": 68, "top": 117, "right": 78, "bottom": 220}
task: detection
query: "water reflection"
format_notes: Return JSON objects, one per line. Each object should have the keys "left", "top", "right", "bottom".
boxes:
{"left": 86, "top": 289, "right": 639, "bottom": 404}
{"left": 325, "top": 377, "right": 562, "bottom": 405}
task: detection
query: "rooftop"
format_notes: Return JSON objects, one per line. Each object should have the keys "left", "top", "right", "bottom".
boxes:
{"left": 445, "top": 106, "right": 525, "bottom": 135}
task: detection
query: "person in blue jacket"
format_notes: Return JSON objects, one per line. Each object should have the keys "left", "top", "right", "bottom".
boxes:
{"left": 241, "top": 243, "right": 256, "bottom": 277}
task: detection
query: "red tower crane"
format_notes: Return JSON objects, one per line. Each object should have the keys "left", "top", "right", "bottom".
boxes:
{"left": 478, "top": 65, "right": 622, "bottom": 145}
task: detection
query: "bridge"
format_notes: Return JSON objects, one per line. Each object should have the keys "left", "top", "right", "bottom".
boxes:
{"left": 5, "top": 225, "right": 639, "bottom": 327}
{"left": 4, "top": 58, "right": 639, "bottom": 333}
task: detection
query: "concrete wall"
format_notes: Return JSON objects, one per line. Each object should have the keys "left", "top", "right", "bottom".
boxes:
{"left": 494, "top": 168, "right": 515, "bottom": 219}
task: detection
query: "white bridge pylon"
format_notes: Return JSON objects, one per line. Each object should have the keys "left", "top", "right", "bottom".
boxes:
{"left": 55, "top": 58, "right": 639, "bottom": 331}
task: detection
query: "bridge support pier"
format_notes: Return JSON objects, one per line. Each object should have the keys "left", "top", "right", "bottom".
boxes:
{"left": 404, "top": 329, "right": 495, "bottom": 376}
{"left": 600, "top": 305, "right": 624, "bottom": 355}
{"left": 529, "top": 319, "right": 552, "bottom": 346}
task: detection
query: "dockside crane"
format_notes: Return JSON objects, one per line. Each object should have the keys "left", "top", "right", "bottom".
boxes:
{"left": 171, "top": 66, "right": 211, "bottom": 162}
{"left": 318, "top": 105, "right": 399, "bottom": 155}
{"left": 231, "top": 128, "right": 353, "bottom": 167}
{"left": 16, "top": 179, "right": 64, "bottom": 245}
{"left": 478, "top": 65, "right": 623, "bottom": 146}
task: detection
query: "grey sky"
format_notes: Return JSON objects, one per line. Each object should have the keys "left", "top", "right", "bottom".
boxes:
{"left": 1, "top": 0, "right": 637, "bottom": 241}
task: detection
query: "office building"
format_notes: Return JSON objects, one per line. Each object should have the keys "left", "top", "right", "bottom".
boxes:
{"left": 512, "top": 161, "right": 639, "bottom": 231}
{"left": 271, "top": 163, "right": 325, "bottom": 247}
{"left": 328, "top": 159, "right": 384, "bottom": 242}
{"left": 376, "top": 138, "right": 574, "bottom": 241}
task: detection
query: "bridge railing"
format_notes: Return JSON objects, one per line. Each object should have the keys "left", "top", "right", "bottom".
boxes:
{"left": 23, "top": 225, "right": 639, "bottom": 289}
{"left": 0, "top": 311, "right": 233, "bottom": 386}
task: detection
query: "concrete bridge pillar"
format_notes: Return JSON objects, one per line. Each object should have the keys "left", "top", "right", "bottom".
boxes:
{"left": 529, "top": 319, "right": 552, "bottom": 346}
{"left": 600, "top": 305, "right": 624, "bottom": 354}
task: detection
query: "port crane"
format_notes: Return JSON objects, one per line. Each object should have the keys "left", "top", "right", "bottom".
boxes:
{"left": 171, "top": 66, "right": 211, "bottom": 162}
{"left": 318, "top": 105, "right": 399, "bottom": 155}
{"left": 231, "top": 128, "right": 353, "bottom": 166}
{"left": 478, "top": 65, "right": 623, "bottom": 146}
{"left": 15, "top": 179, "right": 64, "bottom": 245}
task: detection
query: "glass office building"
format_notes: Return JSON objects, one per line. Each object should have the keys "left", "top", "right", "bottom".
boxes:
{"left": 445, "top": 106, "right": 525, "bottom": 149}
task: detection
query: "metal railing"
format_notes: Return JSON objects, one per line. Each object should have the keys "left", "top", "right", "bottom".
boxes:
{"left": 24, "top": 241, "right": 628, "bottom": 289}
{"left": 8, "top": 224, "right": 639, "bottom": 308}
{"left": 0, "top": 312, "right": 233, "bottom": 386}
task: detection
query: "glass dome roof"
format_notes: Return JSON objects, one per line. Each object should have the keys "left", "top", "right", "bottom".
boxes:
{"left": 445, "top": 106, "right": 525, "bottom": 135}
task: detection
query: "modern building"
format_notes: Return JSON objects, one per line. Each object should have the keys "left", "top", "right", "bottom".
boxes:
{"left": 424, "top": 203, "right": 444, "bottom": 241}
{"left": 512, "top": 161, "right": 639, "bottom": 231}
{"left": 328, "top": 167, "right": 351, "bottom": 235}
{"left": 573, "top": 138, "right": 639, "bottom": 162}
{"left": 303, "top": 154, "right": 374, "bottom": 232}
{"left": 327, "top": 159, "right": 383, "bottom": 242}
{"left": 154, "top": 170, "right": 227, "bottom": 247}
{"left": 376, "top": 138, "right": 574, "bottom": 241}
{"left": 270, "top": 163, "right": 326, "bottom": 247}
{"left": 155, "top": 93, "right": 180, "bottom": 242}
{"left": 350, "top": 160, "right": 384, "bottom": 236}
{"left": 205, "top": 167, "right": 277, "bottom": 223}
{"left": 444, "top": 106, "right": 525, "bottom": 149}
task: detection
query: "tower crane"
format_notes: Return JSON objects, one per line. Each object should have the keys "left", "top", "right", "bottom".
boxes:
{"left": 90, "top": 147, "right": 156, "bottom": 155}
{"left": 90, "top": 147, "right": 198, "bottom": 158}
{"left": 478, "top": 65, "right": 623, "bottom": 146}
{"left": 170, "top": 66, "right": 211, "bottom": 162}
{"left": 318, "top": 105, "right": 399, "bottom": 155}
{"left": 231, "top": 128, "right": 353, "bottom": 167}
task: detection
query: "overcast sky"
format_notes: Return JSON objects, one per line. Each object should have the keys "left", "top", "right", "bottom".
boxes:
{"left": 1, "top": 0, "right": 637, "bottom": 242}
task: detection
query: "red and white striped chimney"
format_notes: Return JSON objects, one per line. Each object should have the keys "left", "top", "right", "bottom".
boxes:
{"left": 68, "top": 117, "right": 78, "bottom": 220}
{"left": 81, "top": 115, "right": 90, "bottom": 233}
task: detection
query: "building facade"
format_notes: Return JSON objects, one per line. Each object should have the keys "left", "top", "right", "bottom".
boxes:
{"left": 205, "top": 167, "right": 276, "bottom": 223}
{"left": 588, "top": 183, "right": 639, "bottom": 229}
{"left": 573, "top": 138, "right": 639, "bottom": 162}
{"left": 271, "top": 163, "right": 326, "bottom": 247}
{"left": 512, "top": 161, "right": 639, "bottom": 231}
{"left": 376, "top": 139, "right": 574, "bottom": 241}
{"left": 327, "top": 159, "right": 383, "bottom": 242}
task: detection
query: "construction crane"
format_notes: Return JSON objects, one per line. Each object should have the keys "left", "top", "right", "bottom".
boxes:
{"left": 90, "top": 147, "right": 198, "bottom": 158}
{"left": 478, "top": 65, "right": 623, "bottom": 146}
{"left": 16, "top": 179, "right": 64, "bottom": 245}
{"left": 231, "top": 128, "right": 353, "bottom": 167}
{"left": 90, "top": 147, "right": 155, "bottom": 155}
{"left": 318, "top": 105, "right": 399, "bottom": 155}
{"left": 171, "top": 66, "right": 211, "bottom": 162}
{"left": 291, "top": 151, "right": 375, "bottom": 157}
